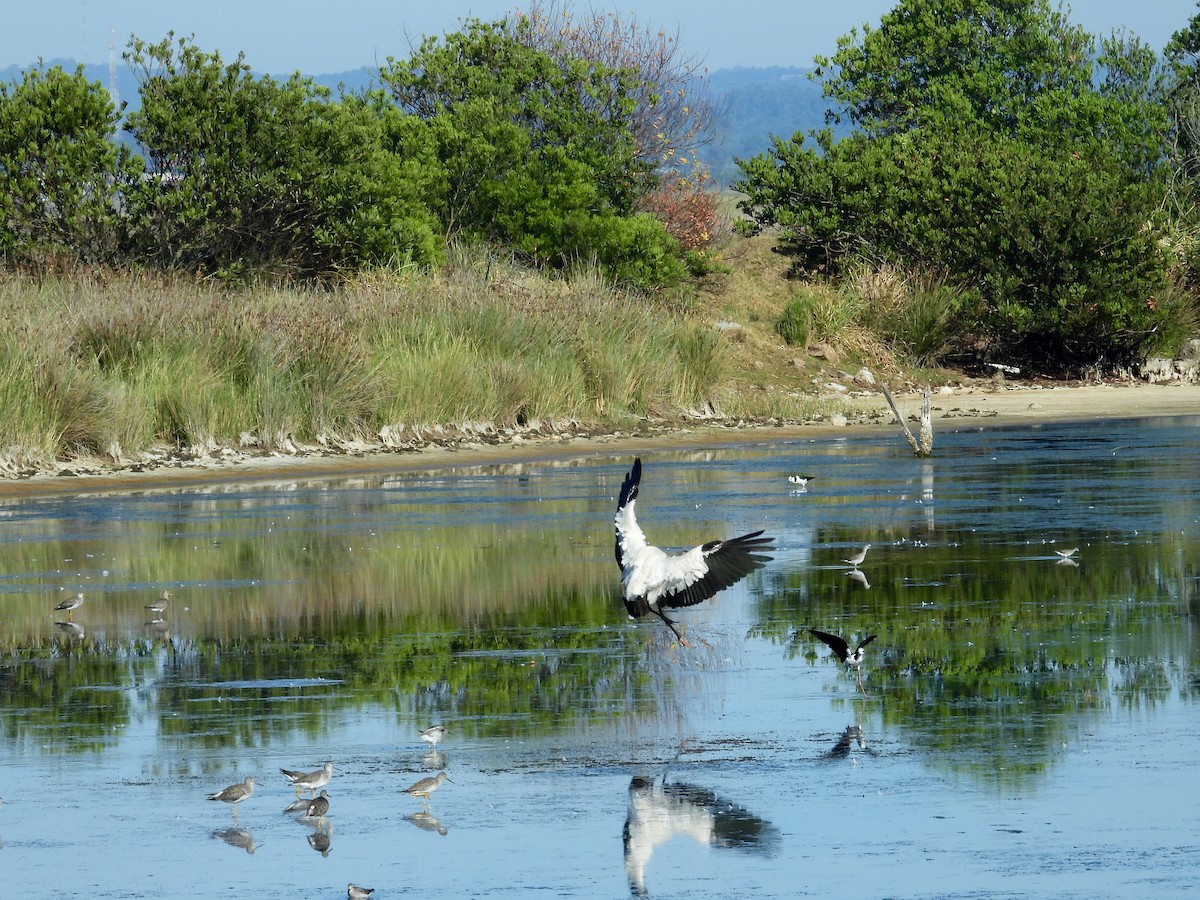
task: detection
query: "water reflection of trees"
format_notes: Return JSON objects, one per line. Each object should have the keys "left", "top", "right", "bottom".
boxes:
{"left": 0, "top": 591, "right": 665, "bottom": 754}
{"left": 754, "top": 527, "right": 1197, "bottom": 787}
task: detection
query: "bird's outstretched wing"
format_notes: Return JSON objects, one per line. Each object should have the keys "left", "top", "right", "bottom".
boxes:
{"left": 615, "top": 457, "right": 643, "bottom": 569}
{"left": 809, "top": 628, "right": 850, "bottom": 661}
{"left": 855, "top": 634, "right": 878, "bottom": 653}
{"left": 657, "top": 531, "right": 775, "bottom": 610}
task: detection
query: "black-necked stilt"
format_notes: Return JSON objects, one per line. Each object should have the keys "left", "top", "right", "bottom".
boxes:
{"left": 842, "top": 544, "right": 871, "bottom": 569}
{"left": 348, "top": 885, "right": 375, "bottom": 899}
{"left": 208, "top": 776, "right": 255, "bottom": 820}
{"left": 810, "top": 628, "right": 877, "bottom": 693}
{"left": 145, "top": 591, "right": 172, "bottom": 614}
{"left": 420, "top": 724, "right": 446, "bottom": 750}
{"left": 402, "top": 771, "right": 452, "bottom": 810}
{"left": 614, "top": 458, "right": 775, "bottom": 648}
{"left": 281, "top": 761, "right": 333, "bottom": 798}
{"left": 788, "top": 475, "right": 815, "bottom": 489}
{"left": 54, "top": 591, "right": 84, "bottom": 620}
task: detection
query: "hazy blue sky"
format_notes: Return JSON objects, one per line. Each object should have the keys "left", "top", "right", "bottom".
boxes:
{"left": 7, "top": 1, "right": 1196, "bottom": 74}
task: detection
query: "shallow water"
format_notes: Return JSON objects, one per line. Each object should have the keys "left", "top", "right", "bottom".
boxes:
{"left": 1, "top": 417, "right": 1199, "bottom": 897}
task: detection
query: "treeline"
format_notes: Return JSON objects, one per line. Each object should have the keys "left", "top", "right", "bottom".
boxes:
{"left": 0, "top": 8, "right": 718, "bottom": 290}
{"left": 736, "top": 0, "right": 1200, "bottom": 372}
{"left": 4, "top": 0, "right": 1200, "bottom": 376}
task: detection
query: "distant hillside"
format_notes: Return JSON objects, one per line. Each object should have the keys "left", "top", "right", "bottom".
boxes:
{"left": 699, "top": 66, "right": 841, "bottom": 186}
{"left": 1, "top": 60, "right": 835, "bottom": 185}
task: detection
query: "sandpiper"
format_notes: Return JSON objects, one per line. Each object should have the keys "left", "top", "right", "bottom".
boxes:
{"left": 54, "top": 592, "right": 85, "bottom": 620}
{"left": 1055, "top": 547, "right": 1079, "bottom": 559}
{"left": 145, "top": 591, "right": 173, "bottom": 614}
{"left": 208, "top": 776, "right": 255, "bottom": 820}
{"left": 615, "top": 457, "right": 775, "bottom": 647}
{"left": 304, "top": 790, "right": 330, "bottom": 824}
{"left": 810, "top": 628, "right": 878, "bottom": 693}
{"left": 842, "top": 544, "right": 871, "bottom": 569}
{"left": 348, "top": 885, "right": 375, "bottom": 899}
{"left": 420, "top": 724, "right": 447, "bottom": 750}
{"left": 402, "top": 771, "right": 452, "bottom": 810}
{"left": 281, "top": 761, "right": 333, "bottom": 798}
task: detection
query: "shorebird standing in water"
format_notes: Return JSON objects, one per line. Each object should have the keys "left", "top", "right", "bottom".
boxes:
{"left": 420, "top": 724, "right": 447, "bottom": 750}
{"left": 208, "top": 776, "right": 255, "bottom": 820}
{"left": 54, "top": 592, "right": 85, "bottom": 620}
{"left": 614, "top": 458, "right": 775, "bottom": 647}
{"left": 810, "top": 628, "right": 878, "bottom": 694}
{"left": 402, "top": 771, "right": 452, "bottom": 811}
{"left": 304, "top": 790, "right": 331, "bottom": 826}
{"left": 281, "top": 761, "right": 333, "bottom": 798}
{"left": 1055, "top": 547, "right": 1079, "bottom": 559}
{"left": 842, "top": 544, "right": 871, "bottom": 569}
{"left": 145, "top": 591, "right": 172, "bottom": 615}
{"left": 787, "top": 475, "right": 815, "bottom": 490}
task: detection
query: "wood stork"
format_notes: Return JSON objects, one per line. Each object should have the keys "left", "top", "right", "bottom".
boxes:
{"left": 614, "top": 458, "right": 775, "bottom": 647}
{"left": 809, "top": 628, "right": 877, "bottom": 693}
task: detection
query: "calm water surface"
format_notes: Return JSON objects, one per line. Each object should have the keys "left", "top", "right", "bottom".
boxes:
{"left": 1, "top": 417, "right": 1199, "bottom": 898}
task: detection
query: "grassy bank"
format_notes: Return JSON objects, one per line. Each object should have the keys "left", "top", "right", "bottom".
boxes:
{"left": 0, "top": 241, "right": 856, "bottom": 475}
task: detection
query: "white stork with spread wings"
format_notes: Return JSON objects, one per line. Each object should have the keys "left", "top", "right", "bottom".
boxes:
{"left": 614, "top": 458, "right": 775, "bottom": 647}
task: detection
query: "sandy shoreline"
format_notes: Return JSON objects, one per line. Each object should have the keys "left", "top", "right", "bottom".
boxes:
{"left": 2, "top": 381, "right": 1197, "bottom": 499}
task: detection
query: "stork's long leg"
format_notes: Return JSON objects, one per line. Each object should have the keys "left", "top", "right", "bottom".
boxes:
{"left": 653, "top": 608, "right": 693, "bottom": 648}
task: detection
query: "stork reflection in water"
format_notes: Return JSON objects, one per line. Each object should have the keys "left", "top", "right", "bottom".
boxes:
{"left": 623, "top": 773, "right": 780, "bottom": 897}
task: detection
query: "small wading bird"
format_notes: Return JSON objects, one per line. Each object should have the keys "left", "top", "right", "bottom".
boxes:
{"left": 615, "top": 458, "right": 775, "bottom": 648}
{"left": 842, "top": 544, "right": 871, "bottom": 569}
{"left": 810, "top": 628, "right": 878, "bottom": 694}
{"left": 348, "top": 885, "right": 375, "bottom": 899}
{"left": 787, "top": 474, "right": 815, "bottom": 489}
{"left": 54, "top": 592, "right": 85, "bottom": 620}
{"left": 304, "top": 790, "right": 330, "bottom": 824}
{"left": 1055, "top": 547, "right": 1079, "bottom": 560}
{"left": 281, "top": 761, "right": 333, "bottom": 798}
{"left": 208, "top": 776, "right": 255, "bottom": 820}
{"left": 145, "top": 590, "right": 172, "bottom": 614}
{"left": 402, "top": 771, "right": 452, "bottom": 811}
{"left": 420, "top": 724, "right": 447, "bottom": 750}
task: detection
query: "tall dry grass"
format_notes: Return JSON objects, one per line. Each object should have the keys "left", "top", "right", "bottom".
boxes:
{"left": 0, "top": 248, "right": 728, "bottom": 470}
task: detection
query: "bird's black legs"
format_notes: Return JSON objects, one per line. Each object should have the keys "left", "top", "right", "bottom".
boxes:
{"left": 653, "top": 609, "right": 693, "bottom": 648}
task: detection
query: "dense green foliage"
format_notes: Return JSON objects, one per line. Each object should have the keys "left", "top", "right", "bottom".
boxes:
{"left": 736, "top": 0, "right": 1181, "bottom": 371}
{"left": 379, "top": 19, "right": 683, "bottom": 288}
{"left": 0, "top": 21, "right": 691, "bottom": 289}
{"left": 0, "top": 64, "right": 134, "bottom": 267}
{"left": 122, "top": 35, "right": 443, "bottom": 280}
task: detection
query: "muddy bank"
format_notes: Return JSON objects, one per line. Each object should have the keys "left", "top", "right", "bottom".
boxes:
{"left": 1, "top": 380, "right": 1197, "bottom": 499}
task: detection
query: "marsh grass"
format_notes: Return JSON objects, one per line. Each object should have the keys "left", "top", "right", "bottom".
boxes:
{"left": 0, "top": 249, "right": 735, "bottom": 468}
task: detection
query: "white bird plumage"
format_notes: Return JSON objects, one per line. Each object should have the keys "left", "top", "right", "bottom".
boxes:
{"left": 615, "top": 458, "right": 775, "bottom": 647}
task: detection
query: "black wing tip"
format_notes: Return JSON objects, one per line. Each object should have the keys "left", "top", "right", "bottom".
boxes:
{"left": 617, "top": 457, "right": 642, "bottom": 509}
{"left": 859, "top": 634, "right": 879, "bottom": 649}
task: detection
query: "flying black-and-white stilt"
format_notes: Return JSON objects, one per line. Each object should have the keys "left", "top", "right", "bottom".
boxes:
{"left": 614, "top": 458, "right": 775, "bottom": 648}
{"left": 842, "top": 544, "right": 871, "bottom": 569}
{"left": 810, "top": 628, "right": 877, "bottom": 693}
{"left": 1055, "top": 547, "right": 1079, "bottom": 559}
